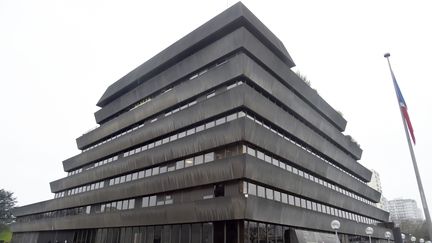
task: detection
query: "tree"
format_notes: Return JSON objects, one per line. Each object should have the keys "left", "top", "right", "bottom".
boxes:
{"left": 399, "top": 219, "right": 429, "bottom": 240}
{"left": 0, "top": 189, "right": 17, "bottom": 227}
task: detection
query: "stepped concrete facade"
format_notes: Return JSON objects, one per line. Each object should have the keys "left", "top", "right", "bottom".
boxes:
{"left": 11, "top": 2, "right": 394, "bottom": 243}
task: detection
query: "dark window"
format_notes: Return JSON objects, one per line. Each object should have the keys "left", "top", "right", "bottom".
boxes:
{"left": 146, "top": 226, "right": 154, "bottom": 243}
{"left": 202, "top": 223, "right": 213, "bottom": 243}
{"left": 267, "top": 224, "right": 275, "bottom": 243}
{"left": 163, "top": 225, "right": 171, "bottom": 243}
{"left": 154, "top": 226, "right": 162, "bottom": 243}
{"left": 181, "top": 224, "right": 190, "bottom": 243}
{"left": 156, "top": 195, "right": 165, "bottom": 206}
{"left": 112, "top": 228, "right": 121, "bottom": 243}
{"left": 214, "top": 184, "right": 224, "bottom": 197}
{"left": 123, "top": 227, "right": 132, "bottom": 243}
{"left": 171, "top": 225, "right": 181, "bottom": 243}
{"left": 226, "top": 221, "right": 238, "bottom": 243}
{"left": 244, "top": 221, "right": 250, "bottom": 243}
{"left": 258, "top": 223, "right": 266, "bottom": 243}
{"left": 283, "top": 227, "right": 290, "bottom": 243}
{"left": 275, "top": 225, "right": 283, "bottom": 243}
{"left": 214, "top": 221, "right": 225, "bottom": 243}
{"left": 249, "top": 221, "right": 258, "bottom": 243}
{"left": 191, "top": 223, "right": 202, "bottom": 243}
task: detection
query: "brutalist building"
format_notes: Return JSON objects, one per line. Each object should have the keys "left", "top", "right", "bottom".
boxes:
{"left": 12, "top": 3, "right": 393, "bottom": 243}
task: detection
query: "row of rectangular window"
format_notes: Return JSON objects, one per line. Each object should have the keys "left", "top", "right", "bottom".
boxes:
{"left": 67, "top": 168, "right": 82, "bottom": 176}
{"left": 109, "top": 152, "right": 214, "bottom": 186}
{"left": 122, "top": 110, "right": 245, "bottom": 159}
{"left": 27, "top": 183, "right": 225, "bottom": 223}
{"left": 66, "top": 181, "right": 105, "bottom": 196}
{"left": 100, "top": 199, "right": 136, "bottom": 213}
{"left": 243, "top": 110, "right": 366, "bottom": 185}
{"left": 54, "top": 191, "right": 65, "bottom": 198}
{"left": 82, "top": 57, "right": 231, "bottom": 152}
{"left": 75, "top": 80, "right": 242, "bottom": 177}
{"left": 67, "top": 222, "right": 216, "bottom": 243}
{"left": 59, "top": 144, "right": 242, "bottom": 200}
{"left": 20, "top": 194, "right": 164, "bottom": 223}
{"left": 67, "top": 155, "right": 119, "bottom": 177}
{"left": 242, "top": 144, "right": 374, "bottom": 206}
{"left": 242, "top": 181, "right": 379, "bottom": 225}
{"left": 82, "top": 97, "right": 197, "bottom": 153}
{"left": 57, "top": 151, "right": 215, "bottom": 199}
{"left": 142, "top": 195, "right": 173, "bottom": 207}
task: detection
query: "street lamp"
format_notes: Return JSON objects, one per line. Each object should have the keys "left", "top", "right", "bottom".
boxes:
{"left": 401, "top": 234, "right": 406, "bottom": 243}
{"left": 411, "top": 236, "right": 416, "bottom": 243}
{"left": 366, "top": 227, "right": 374, "bottom": 243}
{"left": 331, "top": 220, "right": 341, "bottom": 238}
{"left": 419, "top": 239, "right": 424, "bottom": 243}
{"left": 425, "top": 241, "right": 431, "bottom": 243}
{"left": 385, "top": 231, "right": 392, "bottom": 243}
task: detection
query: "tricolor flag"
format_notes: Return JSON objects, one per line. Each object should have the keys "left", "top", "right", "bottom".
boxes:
{"left": 390, "top": 69, "right": 416, "bottom": 144}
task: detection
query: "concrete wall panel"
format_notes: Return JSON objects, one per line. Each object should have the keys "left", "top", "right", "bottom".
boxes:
{"left": 244, "top": 156, "right": 388, "bottom": 221}
{"left": 11, "top": 196, "right": 246, "bottom": 232}
{"left": 96, "top": 2, "right": 293, "bottom": 107}
{"left": 82, "top": 27, "right": 346, "bottom": 150}
{"left": 245, "top": 197, "right": 393, "bottom": 240}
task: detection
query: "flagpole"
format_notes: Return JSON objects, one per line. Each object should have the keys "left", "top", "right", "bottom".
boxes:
{"left": 384, "top": 53, "right": 432, "bottom": 240}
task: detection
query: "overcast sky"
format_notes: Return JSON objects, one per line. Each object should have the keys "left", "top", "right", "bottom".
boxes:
{"left": 1, "top": 0, "right": 431, "bottom": 218}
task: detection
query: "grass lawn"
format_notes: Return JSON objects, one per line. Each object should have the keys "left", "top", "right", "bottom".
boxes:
{"left": 0, "top": 227, "right": 12, "bottom": 242}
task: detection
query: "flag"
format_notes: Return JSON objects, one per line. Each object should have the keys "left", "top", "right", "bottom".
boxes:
{"left": 390, "top": 69, "right": 416, "bottom": 144}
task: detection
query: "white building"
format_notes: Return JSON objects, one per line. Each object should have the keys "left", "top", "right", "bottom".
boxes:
{"left": 387, "top": 198, "right": 423, "bottom": 223}
{"left": 367, "top": 169, "right": 388, "bottom": 210}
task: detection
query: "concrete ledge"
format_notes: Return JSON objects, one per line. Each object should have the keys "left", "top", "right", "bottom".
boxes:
{"left": 84, "top": 28, "right": 348, "bottom": 150}
{"left": 11, "top": 196, "right": 246, "bottom": 232}
{"left": 242, "top": 120, "right": 380, "bottom": 202}
{"left": 244, "top": 156, "right": 388, "bottom": 221}
{"left": 96, "top": 2, "right": 293, "bottom": 107}
{"left": 245, "top": 197, "right": 393, "bottom": 240}
{"left": 69, "top": 85, "right": 365, "bottom": 183}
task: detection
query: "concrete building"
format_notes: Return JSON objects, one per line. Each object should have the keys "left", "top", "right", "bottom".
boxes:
{"left": 11, "top": 2, "right": 393, "bottom": 243}
{"left": 367, "top": 169, "right": 388, "bottom": 210}
{"left": 368, "top": 170, "right": 383, "bottom": 194}
{"left": 388, "top": 199, "right": 423, "bottom": 223}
